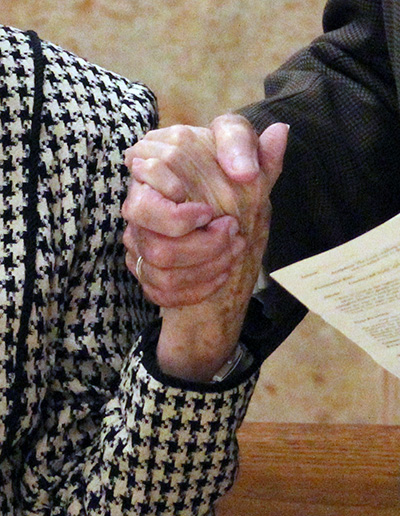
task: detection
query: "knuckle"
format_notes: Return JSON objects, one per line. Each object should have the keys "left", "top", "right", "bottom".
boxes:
{"left": 121, "top": 201, "right": 138, "bottom": 224}
{"left": 213, "top": 113, "right": 256, "bottom": 141}
{"left": 121, "top": 187, "right": 142, "bottom": 220}
{"left": 145, "top": 157, "right": 160, "bottom": 169}
{"left": 124, "top": 147, "right": 134, "bottom": 166}
{"left": 212, "top": 113, "right": 245, "bottom": 129}
{"left": 125, "top": 253, "right": 136, "bottom": 275}
{"left": 164, "top": 177, "right": 187, "bottom": 203}
{"left": 120, "top": 200, "right": 128, "bottom": 220}
{"left": 161, "top": 145, "right": 181, "bottom": 168}
{"left": 134, "top": 158, "right": 159, "bottom": 182}
{"left": 122, "top": 230, "right": 130, "bottom": 249}
{"left": 169, "top": 124, "right": 193, "bottom": 144}
{"left": 130, "top": 138, "right": 146, "bottom": 155}
{"left": 122, "top": 228, "right": 137, "bottom": 254}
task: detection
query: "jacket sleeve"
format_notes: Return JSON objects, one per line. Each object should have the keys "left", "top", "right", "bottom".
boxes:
{"left": 239, "top": 0, "right": 400, "bottom": 359}
{"left": 18, "top": 36, "right": 258, "bottom": 515}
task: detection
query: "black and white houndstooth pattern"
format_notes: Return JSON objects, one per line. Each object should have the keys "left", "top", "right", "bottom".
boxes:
{"left": 0, "top": 25, "right": 258, "bottom": 514}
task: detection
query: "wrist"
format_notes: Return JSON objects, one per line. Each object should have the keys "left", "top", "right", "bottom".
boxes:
{"left": 157, "top": 310, "right": 239, "bottom": 382}
{"left": 157, "top": 337, "right": 237, "bottom": 383}
{"left": 139, "top": 319, "right": 256, "bottom": 388}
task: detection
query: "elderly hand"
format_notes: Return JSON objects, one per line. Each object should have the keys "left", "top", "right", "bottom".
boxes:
{"left": 122, "top": 116, "right": 288, "bottom": 381}
{"left": 122, "top": 115, "right": 272, "bottom": 307}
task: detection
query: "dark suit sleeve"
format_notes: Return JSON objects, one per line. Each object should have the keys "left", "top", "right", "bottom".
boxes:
{"left": 239, "top": 0, "right": 400, "bottom": 361}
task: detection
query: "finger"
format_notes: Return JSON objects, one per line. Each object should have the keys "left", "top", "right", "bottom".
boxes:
{"left": 125, "top": 130, "right": 188, "bottom": 164}
{"left": 124, "top": 145, "right": 137, "bottom": 167}
{"left": 124, "top": 129, "right": 185, "bottom": 166}
{"left": 211, "top": 113, "right": 260, "bottom": 183}
{"left": 121, "top": 182, "right": 213, "bottom": 237}
{"left": 125, "top": 139, "right": 192, "bottom": 189}
{"left": 143, "top": 124, "right": 210, "bottom": 145}
{"left": 123, "top": 225, "right": 238, "bottom": 307}
{"left": 123, "top": 216, "right": 241, "bottom": 268}
{"left": 258, "top": 122, "right": 290, "bottom": 192}
{"left": 127, "top": 139, "right": 180, "bottom": 165}
{"left": 126, "top": 238, "right": 245, "bottom": 292}
{"left": 130, "top": 157, "right": 187, "bottom": 203}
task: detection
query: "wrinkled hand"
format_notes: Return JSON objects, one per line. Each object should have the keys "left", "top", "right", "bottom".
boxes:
{"left": 122, "top": 115, "right": 269, "bottom": 307}
{"left": 122, "top": 116, "right": 288, "bottom": 380}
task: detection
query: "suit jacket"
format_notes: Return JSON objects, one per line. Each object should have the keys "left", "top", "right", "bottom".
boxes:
{"left": 240, "top": 0, "right": 400, "bottom": 359}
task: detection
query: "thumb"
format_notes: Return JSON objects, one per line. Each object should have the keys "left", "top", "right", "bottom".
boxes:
{"left": 211, "top": 114, "right": 260, "bottom": 183}
{"left": 258, "top": 123, "right": 290, "bottom": 192}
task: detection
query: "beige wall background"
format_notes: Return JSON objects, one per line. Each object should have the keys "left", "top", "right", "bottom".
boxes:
{"left": 3, "top": 0, "right": 400, "bottom": 424}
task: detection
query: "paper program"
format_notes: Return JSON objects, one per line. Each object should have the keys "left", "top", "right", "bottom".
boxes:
{"left": 270, "top": 213, "right": 400, "bottom": 379}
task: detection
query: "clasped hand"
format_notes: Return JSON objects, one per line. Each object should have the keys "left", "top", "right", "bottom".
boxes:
{"left": 121, "top": 114, "right": 288, "bottom": 381}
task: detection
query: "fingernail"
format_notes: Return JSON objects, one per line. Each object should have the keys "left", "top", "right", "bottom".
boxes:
{"left": 232, "top": 155, "right": 259, "bottom": 175}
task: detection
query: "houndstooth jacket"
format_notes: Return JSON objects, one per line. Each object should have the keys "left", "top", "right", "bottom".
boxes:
{"left": 0, "top": 25, "right": 259, "bottom": 514}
